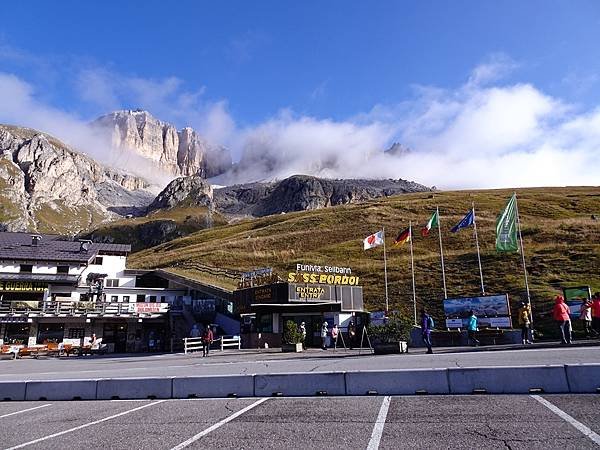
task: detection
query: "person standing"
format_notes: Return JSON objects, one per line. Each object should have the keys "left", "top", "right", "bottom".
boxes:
{"left": 347, "top": 321, "right": 357, "bottom": 349}
{"left": 330, "top": 324, "right": 339, "bottom": 349}
{"left": 202, "top": 326, "right": 214, "bottom": 357}
{"left": 517, "top": 302, "right": 532, "bottom": 344}
{"left": 467, "top": 310, "right": 480, "bottom": 346}
{"left": 420, "top": 309, "right": 434, "bottom": 354}
{"left": 552, "top": 295, "right": 572, "bottom": 344}
{"left": 299, "top": 322, "right": 307, "bottom": 350}
{"left": 320, "top": 321, "right": 329, "bottom": 350}
{"left": 591, "top": 293, "right": 600, "bottom": 336}
{"left": 580, "top": 300, "right": 593, "bottom": 338}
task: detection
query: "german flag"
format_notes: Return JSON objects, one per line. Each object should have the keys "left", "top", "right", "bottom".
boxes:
{"left": 393, "top": 226, "right": 411, "bottom": 246}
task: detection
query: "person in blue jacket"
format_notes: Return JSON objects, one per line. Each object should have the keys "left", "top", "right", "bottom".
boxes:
{"left": 467, "top": 310, "right": 480, "bottom": 346}
{"left": 420, "top": 308, "right": 434, "bottom": 354}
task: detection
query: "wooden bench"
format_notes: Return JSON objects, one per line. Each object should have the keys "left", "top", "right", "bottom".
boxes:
{"left": 476, "top": 329, "right": 505, "bottom": 345}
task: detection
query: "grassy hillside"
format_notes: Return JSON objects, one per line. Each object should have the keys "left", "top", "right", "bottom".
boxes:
{"left": 86, "top": 206, "right": 228, "bottom": 251}
{"left": 129, "top": 187, "right": 600, "bottom": 335}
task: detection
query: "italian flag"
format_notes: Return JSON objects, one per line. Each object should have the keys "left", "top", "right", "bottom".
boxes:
{"left": 421, "top": 210, "right": 439, "bottom": 237}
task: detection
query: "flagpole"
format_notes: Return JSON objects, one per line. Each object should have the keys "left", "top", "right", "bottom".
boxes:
{"left": 437, "top": 206, "right": 448, "bottom": 299}
{"left": 382, "top": 227, "right": 389, "bottom": 312}
{"left": 409, "top": 221, "right": 417, "bottom": 325}
{"left": 472, "top": 202, "right": 485, "bottom": 296}
{"left": 515, "top": 195, "right": 531, "bottom": 306}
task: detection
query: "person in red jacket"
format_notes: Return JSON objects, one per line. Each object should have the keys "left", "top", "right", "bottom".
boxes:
{"left": 591, "top": 292, "right": 600, "bottom": 336}
{"left": 552, "top": 295, "right": 571, "bottom": 344}
{"left": 202, "top": 326, "right": 214, "bottom": 357}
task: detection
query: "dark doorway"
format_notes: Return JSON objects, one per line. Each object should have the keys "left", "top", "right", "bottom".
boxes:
{"left": 4, "top": 323, "right": 30, "bottom": 344}
{"left": 103, "top": 323, "right": 128, "bottom": 353}
{"left": 281, "top": 315, "right": 322, "bottom": 348}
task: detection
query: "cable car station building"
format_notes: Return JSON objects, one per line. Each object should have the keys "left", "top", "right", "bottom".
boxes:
{"left": 233, "top": 264, "right": 365, "bottom": 348}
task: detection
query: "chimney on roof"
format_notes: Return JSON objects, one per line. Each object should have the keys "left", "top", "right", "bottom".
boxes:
{"left": 79, "top": 239, "right": 92, "bottom": 253}
{"left": 31, "top": 235, "right": 42, "bottom": 247}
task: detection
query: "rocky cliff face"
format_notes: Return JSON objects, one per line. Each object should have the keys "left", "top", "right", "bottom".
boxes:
{"left": 0, "top": 125, "right": 154, "bottom": 234}
{"left": 215, "top": 175, "right": 431, "bottom": 217}
{"left": 150, "top": 174, "right": 431, "bottom": 218}
{"left": 147, "top": 175, "right": 213, "bottom": 212}
{"left": 93, "top": 110, "right": 232, "bottom": 178}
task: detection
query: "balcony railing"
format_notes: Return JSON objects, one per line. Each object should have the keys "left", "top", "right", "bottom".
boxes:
{"left": 0, "top": 301, "right": 169, "bottom": 317}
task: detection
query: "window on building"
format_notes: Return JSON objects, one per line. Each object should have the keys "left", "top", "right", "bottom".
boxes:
{"left": 160, "top": 296, "right": 166, "bottom": 303}
{"left": 136, "top": 294, "right": 146, "bottom": 303}
{"left": 92, "top": 256, "right": 103, "bottom": 265}
{"left": 68, "top": 328, "right": 85, "bottom": 339}
{"left": 149, "top": 295, "right": 157, "bottom": 303}
{"left": 19, "top": 264, "right": 33, "bottom": 273}
{"left": 111, "top": 295, "right": 118, "bottom": 302}
{"left": 105, "top": 279, "right": 120, "bottom": 287}
{"left": 57, "top": 266, "right": 70, "bottom": 274}
{"left": 123, "top": 296, "right": 130, "bottom": 302}
{"left": 37, "top": 323, "right": 64, "bottom": 344}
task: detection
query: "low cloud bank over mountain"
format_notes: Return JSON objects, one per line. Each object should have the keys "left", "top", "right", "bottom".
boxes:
{"left": 0, "top": 57, "right": 599, "bottom": 189}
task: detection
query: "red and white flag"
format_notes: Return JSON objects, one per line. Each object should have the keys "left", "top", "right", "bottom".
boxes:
{"left": 363, "top": 230, "right": 384, "bottom": 250}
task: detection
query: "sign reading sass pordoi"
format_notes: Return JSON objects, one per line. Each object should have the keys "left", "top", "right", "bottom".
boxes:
{"left": 0, "top": 281, "right": 47, "bottom": 293}
{"left": 287, "top": 263, "right": 359, "bottom": 286}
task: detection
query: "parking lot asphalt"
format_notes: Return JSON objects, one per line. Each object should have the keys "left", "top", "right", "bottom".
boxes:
{"left": 1, "top": 345, "right": 599, "bottom": 381}
{"left": 0, "top": 395, "right": 598, "bottom": 449}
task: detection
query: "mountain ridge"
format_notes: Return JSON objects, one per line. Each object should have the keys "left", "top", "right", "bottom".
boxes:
{"left": 0, "top": 124, "right": 154, "bottom": 234}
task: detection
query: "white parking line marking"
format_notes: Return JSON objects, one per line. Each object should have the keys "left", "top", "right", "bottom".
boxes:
{"left": 4, "top": 400, "right": 165, "bottom": 450}
{"left": 367, "top": 396, "right": 391, "bottom": 450}
{"left": 170, "top": 397, "right": 269, "bottom": 450}
{"left": 531, "top": 395, "right": 600, "bottom": 446}
{"left": 0, "top": 404, "right": 51, "bottom": 419}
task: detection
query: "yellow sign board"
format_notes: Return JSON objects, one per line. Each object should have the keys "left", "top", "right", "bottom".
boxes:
{"left": 287, "top": 273, "right": 360, "bottom": 286}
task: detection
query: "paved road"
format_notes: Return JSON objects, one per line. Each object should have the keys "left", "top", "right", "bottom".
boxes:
{"left": 0, "top": 395, "right": 598, "bottom": 449}
{"left": 1, "top": 345, "right": 599, "bottom": 381}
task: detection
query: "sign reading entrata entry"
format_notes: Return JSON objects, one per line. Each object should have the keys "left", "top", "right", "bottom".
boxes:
{"left": 0, "top": 281, "right": 47, "bottom": 292}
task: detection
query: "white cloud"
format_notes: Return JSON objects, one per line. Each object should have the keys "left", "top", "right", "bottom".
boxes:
{"left": 0, "top": 71, "right": 172, "bottom": 186}
{"left": 467, "top": 53, "right": 519, "bottom": 86}
{"left": 221, "top": 112, "right": 393, "bottom": 183}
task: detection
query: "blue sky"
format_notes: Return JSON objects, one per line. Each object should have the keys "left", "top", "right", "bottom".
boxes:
{"left": 1, "top": 1, "right": 599, "bottom": 187}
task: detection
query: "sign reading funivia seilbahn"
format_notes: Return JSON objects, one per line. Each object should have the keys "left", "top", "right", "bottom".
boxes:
{"left": 287, "top": 263, "right": 359, "bottom": 286}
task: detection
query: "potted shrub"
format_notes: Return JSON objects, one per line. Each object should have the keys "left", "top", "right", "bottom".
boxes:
{"left": 281, "top": 320, "right": 303, "bottom": 353}
{"left": 368, "top": 312, "right": 411, "bottom": 354}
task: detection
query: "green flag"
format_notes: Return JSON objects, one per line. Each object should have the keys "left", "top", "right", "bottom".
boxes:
{"left": 421, "top": 210, "right": 439, "bottom": 237}
{"left": 496, "top": 194, "right": 519, "bottom": 252}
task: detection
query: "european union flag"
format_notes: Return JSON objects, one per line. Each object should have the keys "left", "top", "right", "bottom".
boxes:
{"left": 451, "top": 209, "right": 475, "bottom": 233}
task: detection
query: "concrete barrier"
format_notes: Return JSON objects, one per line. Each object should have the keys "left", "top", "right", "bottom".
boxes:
{"left": 25, "top": 379, "right": 98, "bottom": 401}
{"left": 0, "top": 381, "right": 26, "bottom": 401}
{"left": 345, "top": 369, "right": 450, "bottom": 395}
{"left": 96, "top": 377, "right": 173, "bottom": 400}
{"left": 254, "top": 372, "right": 346, "bottom": 397}
{"left": 448, "top": 365, "right": 570, "bottom": 394}
{"left": 173, "top": 375, "right": 254, "bottom": 398}
{"left": 565, "top": 364, "right": 600, "bottom": 393}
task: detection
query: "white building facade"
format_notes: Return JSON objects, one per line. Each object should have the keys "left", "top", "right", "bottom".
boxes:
{"left": 0, "top": 232, "right": 224, "bottom": 352}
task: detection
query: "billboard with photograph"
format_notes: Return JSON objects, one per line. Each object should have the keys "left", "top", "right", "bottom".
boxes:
{"left": 443, "top": 294, "right": 512, "bottom": 329}
{"left": 563, "top": 286, "right": 591, "bottom": 319}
